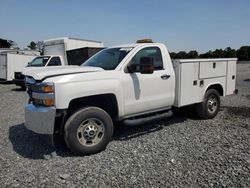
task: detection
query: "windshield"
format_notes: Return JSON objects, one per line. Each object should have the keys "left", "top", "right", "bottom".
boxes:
{"left": 28, "top": 56, "right": 50, "bottom": 67}
{"left": 81, "top": 47, "right": 132, "bottom": 70}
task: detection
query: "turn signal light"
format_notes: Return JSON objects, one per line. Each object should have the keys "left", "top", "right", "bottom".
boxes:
{"left": 43, "top": 99, "right": 55, "bottom": 106}
{"left": 42, "top": 85, "right": 54, "bottom": 93}
{"left": 33, "top": 98, "right": 55, "bottom": 106}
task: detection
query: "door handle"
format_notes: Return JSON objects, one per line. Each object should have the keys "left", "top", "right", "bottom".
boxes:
{"left": 161, "top": 74, "right": 170, "bottom": 80}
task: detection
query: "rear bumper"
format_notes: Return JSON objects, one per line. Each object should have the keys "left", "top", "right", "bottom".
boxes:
{"left": 25, "top": 104, "right": 56, "bottom": 145}
{"left": 13, "top": 79, "right": 25, "bottom": 86}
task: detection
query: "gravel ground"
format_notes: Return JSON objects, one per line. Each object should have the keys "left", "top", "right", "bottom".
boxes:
{"left": 0, "top": 64, "right": 249, "bottom": 187}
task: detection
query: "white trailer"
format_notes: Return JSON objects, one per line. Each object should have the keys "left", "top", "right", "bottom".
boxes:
{"left": 0, "top": 51, "right": 39, "bottom": 81}
{"left": 42, "top": 37, "right": 104, "bottom": 66}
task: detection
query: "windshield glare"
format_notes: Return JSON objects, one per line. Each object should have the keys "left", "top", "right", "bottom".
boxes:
{"left": 29, "top": 56, "right": 50, "bottom": 67}
{"left": 81, "top": 47, "right": 132, "bottom": 70}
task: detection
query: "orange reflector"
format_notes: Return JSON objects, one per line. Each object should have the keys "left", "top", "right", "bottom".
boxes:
{"left": 43, "top": 99, "right": 55, "bottom": 106}
{"left": 136, "top": 39, "right": 153, "bottom": 43}
{"left": 43, "top": 85, "right": 54, "bottom": 93}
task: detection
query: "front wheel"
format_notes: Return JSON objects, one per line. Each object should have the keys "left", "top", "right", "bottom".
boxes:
{"left": 196, "top": 89, "right": 220, "bottom": 119}
{"left": 64, "top": 107, "right": 113, "bottom": 155}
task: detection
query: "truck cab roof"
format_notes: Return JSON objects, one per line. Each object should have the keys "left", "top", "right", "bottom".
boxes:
{"left": 113, "top": 42, "right": 164, "bottom": 48}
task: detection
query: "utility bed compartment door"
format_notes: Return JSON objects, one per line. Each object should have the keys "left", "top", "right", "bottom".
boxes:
{"left": 179, "top": 62, "right": 203, "bottom": 106}
{"left": 173, "top": 61, "right": 205, "bottom": 107}
{"left": 199, "top": 61, "right": 227, "bottom": 79}
{"left": 0, "top": 54, "right": 7, "bottom": 79}
{"left": 226, "top": 60, "right": 236, "bottom": 95}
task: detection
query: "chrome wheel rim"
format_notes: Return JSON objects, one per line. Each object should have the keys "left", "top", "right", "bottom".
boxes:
{"left": 207, "top": 94, "right": 218, "bottom": 114}
{"left": 77, "top": 118, "right": 104, "bottom": 147}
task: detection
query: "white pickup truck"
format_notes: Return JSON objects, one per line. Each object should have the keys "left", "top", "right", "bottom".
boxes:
{"left": 23, "top": 40, "right": 237, "bottom": 155}
{"left": 13, "top": 37, "right": 103, "bottom": 89}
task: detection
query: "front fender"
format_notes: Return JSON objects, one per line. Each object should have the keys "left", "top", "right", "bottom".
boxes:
{"left": 54, "top": 79, "right": 125, "bottom": 117}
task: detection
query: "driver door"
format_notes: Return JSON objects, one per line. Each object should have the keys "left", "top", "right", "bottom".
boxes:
{"left": 123, "top": 46, "right": 173, "bottom": 117}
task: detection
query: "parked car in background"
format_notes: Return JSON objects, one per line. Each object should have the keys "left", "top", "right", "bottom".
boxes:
{"left": 13, "top": 37, "right": 104, "bottom": 89}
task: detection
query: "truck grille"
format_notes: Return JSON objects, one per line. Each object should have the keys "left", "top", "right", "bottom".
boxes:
{"left": 25, "top": 76, "right": 36, "bottom": 99}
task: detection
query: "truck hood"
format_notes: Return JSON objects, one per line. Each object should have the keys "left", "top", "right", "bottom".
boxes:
{"left": 23, "top": 66, "right": 104, "bottom": 80}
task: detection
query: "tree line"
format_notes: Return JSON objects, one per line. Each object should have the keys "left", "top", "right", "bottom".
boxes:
{"left": 1, "top": 37, "right": 250, "bottom": 61}
{"left": 170, "top": 46, "right": 250, "bottom": 61}
{"left": 0, "top": 38, "right": 43, "bottom": 51}
{"left": 0, "top": 38, "right": 18, "bottom": 49}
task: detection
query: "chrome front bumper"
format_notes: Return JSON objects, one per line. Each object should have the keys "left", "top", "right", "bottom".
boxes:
{"left": 25, "top": 104, "right": 56, "bottom": 135}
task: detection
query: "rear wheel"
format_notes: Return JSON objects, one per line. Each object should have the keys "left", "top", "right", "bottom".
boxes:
{"left": 64, "top": 107, "right": 113, "bottom": 155}
{"left": 196, "top": 89, "right": 220, "bottom": 119}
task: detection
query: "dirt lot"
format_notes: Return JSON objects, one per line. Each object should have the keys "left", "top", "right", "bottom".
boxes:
{"left": 0, "top": 64, "right": 249, "bottom": 187}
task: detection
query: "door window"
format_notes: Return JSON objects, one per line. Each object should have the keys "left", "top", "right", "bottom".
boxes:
{"left": 129, "top": 47, "right": 163, "bottom": 72}
{"left": 47, "top": 57, "right": 62, "bottom": 66}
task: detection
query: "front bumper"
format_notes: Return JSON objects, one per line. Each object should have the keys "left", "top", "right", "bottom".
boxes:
{"left": 25, "top": 104, "right": 56, "bottom": 145}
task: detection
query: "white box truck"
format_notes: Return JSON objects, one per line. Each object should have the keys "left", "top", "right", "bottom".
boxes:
{"left": 0, "top": 50, "right": 39, "bottom": 84}
{"left": 23, "top": 39, "right": 237, "bottom": 155}
{"left": 13, "top": 37, "right": 104, "bottom": 89}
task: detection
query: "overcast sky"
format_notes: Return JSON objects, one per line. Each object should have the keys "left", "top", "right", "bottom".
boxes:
{"left": 0, "top": 0, "right": 250, "bottom": 52}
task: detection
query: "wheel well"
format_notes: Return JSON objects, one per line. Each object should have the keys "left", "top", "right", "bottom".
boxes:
{"left": 206, "top": 84, "right": 224, "bottom": 96}
{"left": 67, "top": 94, "right": 119, "bottom": 120}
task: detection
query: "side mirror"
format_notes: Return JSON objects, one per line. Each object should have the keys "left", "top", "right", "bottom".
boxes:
{"left": 127, "top": 64, "right": 137, "bottom": 73}
{"left": 140, "top": 57, "right": 154, "bottom": 74}
{"left": 26, "top": 62, "right": 31, "bottom": 67}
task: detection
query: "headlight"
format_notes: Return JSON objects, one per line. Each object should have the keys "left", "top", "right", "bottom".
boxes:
{"left": 25, "top": 76, "right": 36, "bottom": 84}
{"left": 32, "top": 82, "right": 54, "bottom": 93}
{"left": 31, "top": 82, "right": 55, "bottom": 107}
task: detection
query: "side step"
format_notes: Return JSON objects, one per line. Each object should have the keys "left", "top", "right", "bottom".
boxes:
{"left": 123, "top": 110, "right": 173, "bottom": 127}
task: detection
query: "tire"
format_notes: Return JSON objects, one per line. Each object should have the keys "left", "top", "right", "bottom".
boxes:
{"left": 196, "top": 89, "right": 220, "bottom": 119}
{"left": 64, "top": 107, "right": 113, "bottom": 155}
